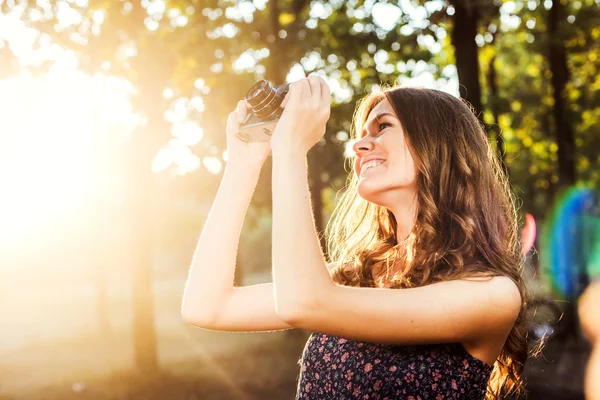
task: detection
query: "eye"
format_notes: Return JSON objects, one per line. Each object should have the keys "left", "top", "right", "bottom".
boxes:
{"left": 377, "top": 122, "right": 391, "bottom": 132}
{"left": 359, "top": 122, "right": 391, "bottom": 139}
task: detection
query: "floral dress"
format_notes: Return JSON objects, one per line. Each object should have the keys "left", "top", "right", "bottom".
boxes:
{"left": 296, "top": 332, "right": 493, "bottom": 399}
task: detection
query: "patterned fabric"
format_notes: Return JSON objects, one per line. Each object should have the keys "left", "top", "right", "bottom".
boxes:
{"left": 296, "top": 332, "right": 493, "bottom": 399}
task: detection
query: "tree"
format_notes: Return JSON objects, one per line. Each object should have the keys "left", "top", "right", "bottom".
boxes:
{"left": 547, "top": 0, "right": 576, "bottom": 188}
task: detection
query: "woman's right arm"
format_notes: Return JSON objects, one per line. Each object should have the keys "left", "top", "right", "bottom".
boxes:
{"left": 180, "top": 156, "right": 337, "bottom": 332}
{"left": 181, "top": 97, "right": 337, "bottom": 332}
{"left": 180, "top": 162, "right": 294, "bottom": 332}
{"left": 181, "top": 99, "right": 293, "bottom": 332}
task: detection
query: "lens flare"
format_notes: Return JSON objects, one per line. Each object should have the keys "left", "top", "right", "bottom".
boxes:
{"left": 521, "top": 213, "right": 536, "bottom": 255}
{"left": 541, "top": 187, "right": 600, "bottom": 299}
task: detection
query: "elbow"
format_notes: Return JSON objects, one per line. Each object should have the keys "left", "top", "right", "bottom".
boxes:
{"left": 181, "top": 302, "right": 216, "bottom": 329}
{"left": 275, "top": 298, "right": 310, "bottom": 326}
{"left": 275, "top": 284, "right": 331, "bottom": 326}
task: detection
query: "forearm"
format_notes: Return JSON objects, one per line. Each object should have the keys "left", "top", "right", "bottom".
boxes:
{"left": 182, "top": 163, "right": 261, "bottom": 325}
{"left": 271, "top": 152, "right": 332, "bottom": 318}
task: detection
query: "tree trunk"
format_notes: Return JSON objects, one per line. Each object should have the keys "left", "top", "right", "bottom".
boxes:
{"left": 486, "top": 55, "right": 510, "bottom": 179}
{"left": 548, "top": 0, "right": 576, "bottom": 187}
{"left": 127, "top": 124, "right": 160, "bottom": 372}
{"left": 128, "top": 159, "right": 159, "bottom": 373}
{"left": 125, "top": 2, "right": 179, "bottom": 373}
{"left": 266, "top": 0, "right": 286, "bottom": 85}
{"left": 450, "top": 0, "right": 483, "bottom": 118}
{"left": 547, "top": 0, "right": 578, "bottom": 336}
{"left": 94, "top": 206, "right": 111, "bottom": 335}
{"left": 91, "top": 99, "right": 112, "bottom": 336}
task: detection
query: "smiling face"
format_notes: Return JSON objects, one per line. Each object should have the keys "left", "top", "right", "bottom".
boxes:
{"left": 352, "top": 97, "right": 418, "bottom": 209}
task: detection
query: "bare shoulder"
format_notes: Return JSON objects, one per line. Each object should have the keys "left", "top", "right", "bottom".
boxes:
{"left": 463, "top": 275, "right": 522, "bottom": 310}
{"left": 458, "top": 275, "right": 522, "bottom": 362}
{"left": 462, "top": 275, "right": 522, "bottom": 339}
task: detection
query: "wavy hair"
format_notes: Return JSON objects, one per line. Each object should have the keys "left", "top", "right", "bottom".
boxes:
{"left": 325, "top": 86, "right": 529, "bottom": 398}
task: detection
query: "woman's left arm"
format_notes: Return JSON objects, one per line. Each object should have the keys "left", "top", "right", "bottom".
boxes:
{"left": 270, "top": 76, "right": 521, "bottom": 345}
{"left": 271, "top": 149, "right": 520, "bottom": 345}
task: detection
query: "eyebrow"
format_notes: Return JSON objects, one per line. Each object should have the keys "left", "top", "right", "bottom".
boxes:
{"left": 360, "top": 112, "right": 397, "bottom": 137}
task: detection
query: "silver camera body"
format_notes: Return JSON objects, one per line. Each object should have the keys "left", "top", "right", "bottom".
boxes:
{"left": 237, "top": 80, "right": 290, "bottom": 143}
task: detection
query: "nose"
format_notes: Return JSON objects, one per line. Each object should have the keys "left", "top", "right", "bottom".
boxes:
{"left": 352, "top": 136, "right": 374, "bottom": 156}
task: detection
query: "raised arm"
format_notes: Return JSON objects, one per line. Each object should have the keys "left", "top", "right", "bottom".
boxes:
{"left": 180, "top": 161, "right": 336, "bottom": 332}
{"left": 181, "top": 100, "right": 276, "bottom": 330}
{"left": 180, "top": 147, "right": 337, "bottom": 332}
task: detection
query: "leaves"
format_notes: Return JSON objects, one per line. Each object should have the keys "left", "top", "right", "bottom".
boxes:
{"left": 4, "top": 0, "right": 600, "bottom": 240}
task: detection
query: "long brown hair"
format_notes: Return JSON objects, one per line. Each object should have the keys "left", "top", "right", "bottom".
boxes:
{"left": 326, "top": 86, "right": 529, "bottom": 398}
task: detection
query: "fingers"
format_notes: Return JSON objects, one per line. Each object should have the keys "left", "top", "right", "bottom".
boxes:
{"left": 226, "top": 110, "right": 239, "bottom": 134}
{"left": 288, "top": 78, "right": 309, "bottom": 106}
{"left": 236, "top": 99, "right": 248, "bottom": 123}
{"left": 308, "top": 75, "right": 331, "bottom": 122}
{"left": 227, "top": 100, "right": 248, "bottom": 134}
{"left": 286, "top": 76, "right": 330, "bottom": 109}
{"left": 307, "top": 75, "right": 322, "bottom": 108}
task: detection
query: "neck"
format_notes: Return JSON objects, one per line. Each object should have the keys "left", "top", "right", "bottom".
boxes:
{"left": 390, "top": 191, "right": 418, "bottom": 243}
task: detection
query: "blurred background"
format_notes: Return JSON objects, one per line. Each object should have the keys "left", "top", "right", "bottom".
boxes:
{"left": 0, "top": 0, "right": 599, "bottom": 399}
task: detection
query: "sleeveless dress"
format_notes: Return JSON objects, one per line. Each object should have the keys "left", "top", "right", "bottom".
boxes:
{"left": 296, "top": 332, "right": 493, "bottom": 399}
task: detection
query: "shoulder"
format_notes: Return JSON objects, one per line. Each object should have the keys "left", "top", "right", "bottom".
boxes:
{"left": 466, "top": 274, "right": 521, "bottom": 302}
{"left": 460, "top": 275, "right": 522, "bottom": 309}
{"left": 460, "top": 275, "right": 522, "bottom": 334}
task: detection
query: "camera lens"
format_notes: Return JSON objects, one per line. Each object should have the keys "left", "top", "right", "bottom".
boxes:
{"left": 244, "top": 80, "right": 286, "bottom": 120}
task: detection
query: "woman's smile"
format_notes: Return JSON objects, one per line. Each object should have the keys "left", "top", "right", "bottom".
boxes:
{"left": 360, "top": 160, "right": 386, "bottom": 175}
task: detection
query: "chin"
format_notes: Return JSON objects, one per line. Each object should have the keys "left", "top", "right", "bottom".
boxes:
{"left": 356, "top": 180, "right": 390, "bottom": 207}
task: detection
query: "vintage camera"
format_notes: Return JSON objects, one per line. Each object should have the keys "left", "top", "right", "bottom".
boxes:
{"left": 237, "top": 80, "right": 290, "bottom": 143}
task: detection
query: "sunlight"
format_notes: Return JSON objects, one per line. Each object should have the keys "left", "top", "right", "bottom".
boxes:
{"left": 0, "top": 74, "right": 90, "bottom": 243}
{"left": 0, "top": 55, "right": 138, "bottom": 250}
{"left": 0, "top": 0, "right": 461, "bottom": 252}
{"left": 0, "top": 11, "right": 202, "bottom": 251}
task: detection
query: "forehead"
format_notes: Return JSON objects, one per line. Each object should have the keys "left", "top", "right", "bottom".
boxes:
{"left": 366, "top": 98, "right": 394, "bottom": 120}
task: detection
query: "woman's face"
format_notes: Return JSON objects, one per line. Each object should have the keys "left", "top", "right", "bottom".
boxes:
{"left": 352, "top": 98, "right": 417, "bottom": 207}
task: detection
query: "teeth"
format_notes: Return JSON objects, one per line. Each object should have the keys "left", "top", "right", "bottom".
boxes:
{"left": 362, "top": 160, "right": 385, "bottom": 172}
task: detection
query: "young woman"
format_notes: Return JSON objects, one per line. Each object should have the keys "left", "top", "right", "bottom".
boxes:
{"left": 182, "top": 75, "right": 527, "bottom": 399}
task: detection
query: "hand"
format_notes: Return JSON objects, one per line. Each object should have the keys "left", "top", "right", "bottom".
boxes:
{"left": 225, "top": 99, "right": 271, "bottom": 171}
{"left": 270, "top": 75, "right": 331, "bottom": 156}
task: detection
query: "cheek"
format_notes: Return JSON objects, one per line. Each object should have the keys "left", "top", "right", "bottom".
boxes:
{"left": 400, "top": 145, "right": 417, "bottom": 179}
{"left": 402, "top": 160, "right": 417, "bottom": 182}
{"left": 391, "top": 153, "right": 417, "bottom": 184}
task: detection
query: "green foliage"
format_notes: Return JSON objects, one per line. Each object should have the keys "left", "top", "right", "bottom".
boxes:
{"left": 3, "top": 0, "right": 600, "bottom": 271}
{"left": 476, "top": 0, "right": 600, "bottom": 217}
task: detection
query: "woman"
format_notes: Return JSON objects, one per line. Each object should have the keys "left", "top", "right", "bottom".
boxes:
{"left": 182, "top": 76, "right": 527, "bottom": 399}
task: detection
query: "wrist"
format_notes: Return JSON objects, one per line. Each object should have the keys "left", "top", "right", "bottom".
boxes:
{"left": 271, "top": 151, "right": 308, "bottom": 179}
{"left": 271, "top": 145, "right": 308, "bottom": 161}
{"left": 224, "top": 161, "right": 262, "bottom": 180}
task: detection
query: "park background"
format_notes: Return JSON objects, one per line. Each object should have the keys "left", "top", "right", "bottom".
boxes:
{"left": 1, "top": 0, "right": 599, "bottom": 399}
